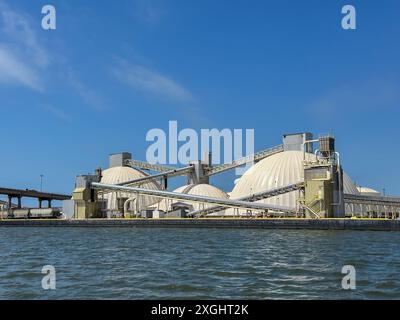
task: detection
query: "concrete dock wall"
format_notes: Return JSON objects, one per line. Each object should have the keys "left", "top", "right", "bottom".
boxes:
{"left": 1, "top": 218, "right": 400, "bottom": 231}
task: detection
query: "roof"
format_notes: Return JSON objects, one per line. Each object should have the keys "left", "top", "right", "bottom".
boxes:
{"left": 100, "top": 166, "right": 161, "bottom": 210}
{"left": 357, "top": 186, "right": 380, "bottom": 195}
{"left": 157, "top": 184, "right": 228, "bottom": 211}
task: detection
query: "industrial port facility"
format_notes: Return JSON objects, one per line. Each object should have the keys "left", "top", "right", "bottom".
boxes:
{"left": 2, "top": 132, "right": 400, "bottom": 230}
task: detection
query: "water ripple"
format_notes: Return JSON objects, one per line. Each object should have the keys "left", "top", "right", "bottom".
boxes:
{"left": 0, "top": 228, "right": 399, "bottom": 299}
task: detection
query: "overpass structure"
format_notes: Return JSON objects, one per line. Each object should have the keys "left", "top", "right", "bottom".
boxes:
{"left": 0, "top": 187, "right": 71, "bottom": 210}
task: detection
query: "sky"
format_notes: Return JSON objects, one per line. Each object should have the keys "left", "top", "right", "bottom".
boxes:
{"left": 1, "top": 0, "right": 400, "bottom": 202}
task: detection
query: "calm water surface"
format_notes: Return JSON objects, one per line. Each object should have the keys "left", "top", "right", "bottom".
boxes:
{"left": 0, "top": 227, "right": 399, "bottom": 299}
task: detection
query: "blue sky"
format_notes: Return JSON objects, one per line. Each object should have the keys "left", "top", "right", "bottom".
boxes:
{"left": 1, "top": 0, "right": 400, "bottom": 200}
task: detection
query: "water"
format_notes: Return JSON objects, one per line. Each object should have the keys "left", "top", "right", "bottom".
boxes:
{"left": 0, "top": 227, "right": 399, "bottom": 299}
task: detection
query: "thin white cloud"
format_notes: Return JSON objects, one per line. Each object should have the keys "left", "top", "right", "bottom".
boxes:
{"left": 131, "top": 0, "right": 165, "bottom": 25}
{"left": 0, "top": 46, "right": 43, "bottom": 91}
{"left": 309, "top": 80, "right": 399, "bottom": 117}
{"left": 0, "top": 2, "right": 48, "bottom": 67}
{"left": 0, "top": 1, "right": 48, "bottom": 91}
{"left": 110, "top": 59, "right": 193, "bottom": 102}
{"left": 0, "top": 1, "right": 105, "bottom": 113}
{"left": 39, "top": 104, "right": 71, "bottom": 123}
{"left": 65, "top": 69, "right": 106, "bottom": 111}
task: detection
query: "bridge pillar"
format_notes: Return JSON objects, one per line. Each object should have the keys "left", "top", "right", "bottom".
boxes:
{"left": 17, "top": 197, "right": 21, "bottom": 208}
{"left": 8, "top": 195, "right": 12, "bottom": 209}
{"left": 39, "top": 199, "right": 43, "bottom": 208}
{"left": 48, "top": 200, "right": 52, "bottom": 208}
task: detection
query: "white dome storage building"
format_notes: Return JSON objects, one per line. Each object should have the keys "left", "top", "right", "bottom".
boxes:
{"left": 357, "top": 186, "right": 381, "bottom": 197}
{"left": 228, "top": 150, "right": 359, "bottom": 214}
{"left": 99, "top": 166, "right": 162, "bottom": 213}
{"left": 158, "top": 184, "right": 229, "bottom": 212}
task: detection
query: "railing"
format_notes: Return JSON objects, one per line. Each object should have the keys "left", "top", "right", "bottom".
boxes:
{"left": 204, "top": 144, "right": 284, "bottom": 176}
{"left": 124, "top": 159, "right": 177, "bottom": 172}
{"left": 344, "top": 194, "right": 400, "bottom": 206}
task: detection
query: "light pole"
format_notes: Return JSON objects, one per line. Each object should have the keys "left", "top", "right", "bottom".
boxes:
{"left": 40, "top": 174, "right": 44, "bottom": 192}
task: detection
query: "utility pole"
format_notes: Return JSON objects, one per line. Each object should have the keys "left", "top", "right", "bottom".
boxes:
{"left": 40, "top": 174, "right": 44, "bottom": 192}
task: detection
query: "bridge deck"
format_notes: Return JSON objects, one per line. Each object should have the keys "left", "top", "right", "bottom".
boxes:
{"left": 0, "top": 187, "right": 71, "bottom": 200}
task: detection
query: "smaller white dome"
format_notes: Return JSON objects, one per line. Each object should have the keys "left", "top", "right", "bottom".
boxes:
{"left": 357, "top": 186, "right": 381, "bottom": 196}
{"left": 100, "top": 166, "right": 161, "bottom": 211}
{"left": 158, "top": 184, "right": 228, "bottom": 212}
{"left": 101, "top": 166, "right": 145, "bottom": 184}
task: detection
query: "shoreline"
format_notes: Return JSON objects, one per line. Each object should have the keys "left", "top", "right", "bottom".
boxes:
{"left": 1, "top": 218, "right": 400, "bottom": 231}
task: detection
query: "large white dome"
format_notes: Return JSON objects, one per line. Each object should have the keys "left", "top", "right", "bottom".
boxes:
{"left": 100, "top": 166, "right": 161, "bottom": 212}
{"left": 158, "top": 184, "right": 228, "bottom": 212}
{"left": 230, "top": 150, "right": 359, "bottom": 211}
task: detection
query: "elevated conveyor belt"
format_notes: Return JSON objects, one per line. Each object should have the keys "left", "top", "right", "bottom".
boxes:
{"left": 124, "top": 145, "right": 284, "bottom": 178}
{"left": 124, "top": 159, "right": 178, "bottom": 173}
{"left": 204, "top": 144, "right": 284, "bottom": 176}
{"left": 189, "top": 182, "right": 303, "bottom": 216}
{"left": 116, "top": 166, "right": 194, "bottom": 187}
{"left": 91, "top": 182, "right": 296, "bottom": 214}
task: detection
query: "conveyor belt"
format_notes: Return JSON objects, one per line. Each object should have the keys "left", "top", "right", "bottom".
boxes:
{"left": 189, "top": 182, "right": 303, "bottom": 216}
{"left": 117, "top": 166, "right": 194, "bottom": 187}
{"left": 124, "top": 159, "right": 178, "bottom": 172}
{"left": 125, "top": 145, "right": 284, "bottom": 178}
{"left": 204, "top": 144, "right": 284, "bottom": 176}
{"left": 91, "top": 182, "right": 296, "bottom": 214}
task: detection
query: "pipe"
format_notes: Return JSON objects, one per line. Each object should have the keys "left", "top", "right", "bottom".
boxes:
{"left": 123, "top": 197, "right": 136, "bottom": 218}
{"left": 314, "top": 149, "right": 320, "bottom": 161}
{"left": 91, "top": 182, "right": 295, "bottom": 213}
{"left": 188, "top": 182, "right": 303, "bottom": 217}
{"left": 302, "top": 139, "right": 319, "bottom": 161}
{"left": 331, "top": 151, "right": 343, "bottom": 207}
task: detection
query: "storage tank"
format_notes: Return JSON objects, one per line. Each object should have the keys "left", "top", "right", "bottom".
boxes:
{"left": 12, "top": 209, "right": 30, "bottom": 219}
{"left": 30, "top": 208, "right": 62, "bottom": 219}
{"left": 99, "top": 166, "right": 162, "bottom": 213}
{"left": 157, "top": 184, "right": 229, "bottom": 212}
{"left": 229, "top": 150, "right": 359, "bottom": 214}
{"left": 356, "top": 186, "right": 381, "bottom": 197}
